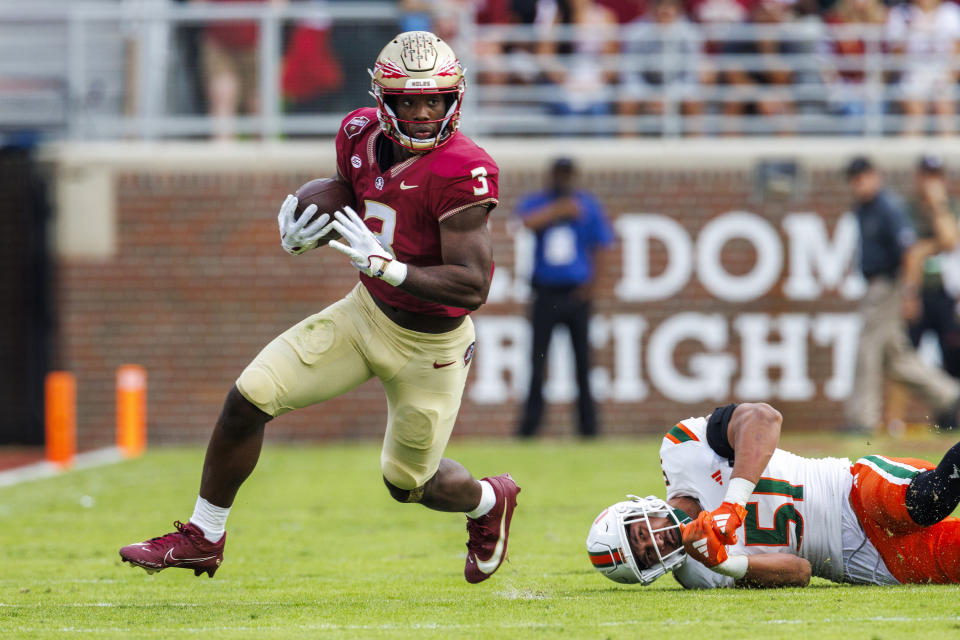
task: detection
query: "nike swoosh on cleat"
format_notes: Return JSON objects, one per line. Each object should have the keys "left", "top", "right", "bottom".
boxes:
{"left": 433, "top": 361, "right": 456, "bottom": 369}
{"left": 474, "top": 513, "right": 508, "bottom": 575}
{"left": 164, "top": 549, "right": 217, "bottom": 565}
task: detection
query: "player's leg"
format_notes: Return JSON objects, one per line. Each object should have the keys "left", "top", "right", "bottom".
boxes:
{"left": 845, "top": 281, "right": 888, "bottom": 430}
{"left": 886, "top": 327, "right": 960, "bottom": 428}
{"left": 375, "top": 314, "right": 519, "bottom": 582}
{"left": 197, "top": 385, "right": 272, "bottom": 509}
{"left": 566, "top": 293, "right": 597, "bottom": 437}
{"left": 378, "top": 317, "right": 480, "bottom": 511}
{"left": 120, "top": 291, "right": 375, "bottom": 576}
{"left": 851, "top": 455, "right": 935, "bottom": 536}
{"left": 905, "top": 441, "right": 960, "bottom": 525}
{"left": 518, "top": 286, "right": 560, "bottom": 437}
{"left": 926, "top": 286, "right": 960, "bottom": 379}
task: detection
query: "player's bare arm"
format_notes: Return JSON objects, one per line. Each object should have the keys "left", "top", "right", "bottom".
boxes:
{"left": 398, "top": 204, "right": 493, "bottom": 310}
{"left": 707, "top": 403, "right": 782, "bottom": 544}
{"left": 726, "top": 403, "right": 782, "bottom": 484}
{"left": 735, "top": 554, "right": 811, "bottom": 588}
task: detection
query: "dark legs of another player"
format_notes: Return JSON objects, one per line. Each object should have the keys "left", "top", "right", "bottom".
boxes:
{"left": 906, "top": 441, "right": 960, "bottom": 526}
{"left": 199, "top": 385, "right": 273, "bottom": 507}
{"left": 518, "top": 285, "right": 597, "bottom": 438}
{"left": 568, "top": 296, "right": 597, "bottom": 437}
{"left": 383, "top": 458, "right": 481, "bottom": 511}
{"left": 518, "top": 287, "right": 556, "bottom": 438}
{"left": 908, "top": 286, "right": 960, "bottom": 379}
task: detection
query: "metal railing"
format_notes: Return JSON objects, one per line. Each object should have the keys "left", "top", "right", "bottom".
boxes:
{"left": 0, "top": 2, "right": 956, "bottom": 139}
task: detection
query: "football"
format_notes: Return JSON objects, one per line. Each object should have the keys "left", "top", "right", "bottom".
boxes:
{"left": 294, "top": 178, "right": 355, "bottom": 245}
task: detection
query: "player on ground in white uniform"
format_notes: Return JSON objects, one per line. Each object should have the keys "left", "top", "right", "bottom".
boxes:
{"left": 587, "top": 403, "right": 960, "bottom": 588}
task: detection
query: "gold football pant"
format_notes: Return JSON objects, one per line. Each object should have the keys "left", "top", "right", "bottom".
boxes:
{"left": 236, "top": 283, "right": 476, "bottom": 489}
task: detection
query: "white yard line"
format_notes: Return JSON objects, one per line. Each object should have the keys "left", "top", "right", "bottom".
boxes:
{"left": 0, "top": 447, "right": 126, "bottom": 488}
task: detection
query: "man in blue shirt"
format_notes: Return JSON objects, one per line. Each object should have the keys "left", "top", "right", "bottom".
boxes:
{"left": 516, "top": 157, "right": 616, "bottom": 438}
{"left": 845, "top": 156, "right": 960, "bottom": 433}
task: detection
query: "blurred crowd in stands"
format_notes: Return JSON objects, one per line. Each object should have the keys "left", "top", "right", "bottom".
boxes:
{"left": 398, "top": 0, "right": 960, "bottom": 136}
{"left": 166, "top": 0, "right": 960, "bottom": 137}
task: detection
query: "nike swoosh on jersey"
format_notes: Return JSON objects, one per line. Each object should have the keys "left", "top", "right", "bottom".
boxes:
{"left": 433, "top": 361, "right": 456, "bottom": 369}
{"left": 400, "top": 181, "right": 418, "bottom": 190}
{"left": 164, "top": 549, "right": 217, "bottom": 565}
{"left": 474, "top": 513, "right": 507, "bottom": 575}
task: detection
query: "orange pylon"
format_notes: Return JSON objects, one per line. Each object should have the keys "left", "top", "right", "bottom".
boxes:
{"left": 45, "top": 371, "right": 76, "bottom": 467}
{"left": 116, "top": 364, "right": 147, "bottom": 457}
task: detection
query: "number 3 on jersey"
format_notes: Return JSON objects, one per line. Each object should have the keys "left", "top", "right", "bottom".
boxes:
{"left": 471, "top": 167, "right": 489, "bottom": 196}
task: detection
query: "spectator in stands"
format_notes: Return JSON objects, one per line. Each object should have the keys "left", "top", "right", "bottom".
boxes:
{"left": 618, "top": 0, "right": 706, "bottom": 135}
{"left": 685, "top": 0, "right": 752, "bottom": 25}
{"left": 597, "top": 0, "right": 649, "bottom": 24}
{"left": 822, "top": 0, "right": 888, "bottom": 125}
{"left": 844, "top": 155, "right": 960, "bottom": 434}
{"left": 906, "top": 154, "right": 960, "bottom": 378}
{"left": 885, "top": 0, "right": 960, "bottom": 136}
{"left": 537, "top": 0, "right": 620, "bottom": 122}
{"left": 197, "top": 0, "right": 287, "bottom": 140}
{"left": 516, "top": 157, "right": 616, "bottom": 438}
{"left": 281, "top": 1, "right": 343, "bottom": 113}
{"left": 720, "top": 0, "right": 799, "bottom": 135}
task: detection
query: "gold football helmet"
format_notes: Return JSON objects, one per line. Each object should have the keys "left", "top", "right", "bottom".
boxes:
{"left": 369, "top": 31, "right": 465, "bottom": 152}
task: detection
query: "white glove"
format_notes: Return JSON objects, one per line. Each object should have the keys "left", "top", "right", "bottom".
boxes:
{"left": 329, "top": 206, "right": 407, "bottom": 286}
{"left": 277, "top": 194, "right": 336, "bottom": 255}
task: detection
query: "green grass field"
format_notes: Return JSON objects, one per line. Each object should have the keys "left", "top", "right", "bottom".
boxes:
{"left": 2, "top": 435, "right": 960, "bottom": 639}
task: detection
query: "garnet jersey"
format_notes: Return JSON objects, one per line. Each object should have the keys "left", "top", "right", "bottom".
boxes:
{"left": 334, "top": 107, "right": 499, "bottom": 317}
{"left": 660, "top": 405, "right": 897, "bottom": 588}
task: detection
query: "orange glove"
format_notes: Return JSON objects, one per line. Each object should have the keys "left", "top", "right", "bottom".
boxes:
{"left": 681, "top": 512, "right": 729, "bottom": 568}
{"left": 709, "top": 502, "right": 747, "bottom": 545}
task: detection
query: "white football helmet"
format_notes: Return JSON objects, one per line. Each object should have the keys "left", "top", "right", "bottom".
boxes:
{"left": 586, "top": 495, "right": 688, "bottom": 585}
{"left": 369, "top": 30, "right": 465, "bottom": 152}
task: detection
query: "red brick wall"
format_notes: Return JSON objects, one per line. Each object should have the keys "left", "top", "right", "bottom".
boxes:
{"left": 52, "top": 146, "right": 940, "bottom": 446}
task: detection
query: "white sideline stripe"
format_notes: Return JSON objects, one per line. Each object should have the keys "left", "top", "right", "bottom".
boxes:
{"left": 5, "top": 616, "right": 960, "bottom": 634}
{"left": 0, "top": 447, "right": 126, "bottom": 488}
{"left": 1, "top": 611, "right": 957, "bottom": 628}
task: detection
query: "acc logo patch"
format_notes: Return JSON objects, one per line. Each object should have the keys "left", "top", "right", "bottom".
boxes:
{"left": 343, "top": 115, "right": 370, "bottom": 139}
{"left": 350, "top": 154, "right": 362, "bottom": 169}
{"left": 375, "top": 176, "right": 384, "bottom": 190}
{"left": 463, "top": 341, "right": 476, "bottom": 366}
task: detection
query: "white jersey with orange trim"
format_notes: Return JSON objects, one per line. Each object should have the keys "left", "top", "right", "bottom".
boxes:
{"left": 660, "top": 415, "right": 856, "bottom": 587}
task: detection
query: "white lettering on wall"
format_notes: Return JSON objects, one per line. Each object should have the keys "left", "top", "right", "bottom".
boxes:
{"left": 734, "top": 314, "right": 814, "bottom": 400}
{"left": 471, "top": 312, "right": 860, "bottom": 405}
{"left": 646, "top": 313, "right": 736, "bottom": 403}
{"left": 697, "top": 211, "right": 783, "bottom": 302}
{"left": 469, "top": 211, "right": 865, "bottom": 405}
{"left": 812, "top": 312, "right": 863, "bottom": 400}
{"left": 469, "top": 316, "right": 528, "bottom": 403}
{"left": 609, "top": 314, "right": 648, "bottom": 401}
{"left": 783, "top": 212, "right": 865, "bottom": 300}
{"left": 615, "top": 214, "right": 693, "bottom": 302}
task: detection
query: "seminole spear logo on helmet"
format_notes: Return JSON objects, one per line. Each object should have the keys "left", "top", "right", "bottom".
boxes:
{"left": 369, "top": 31, "right": 466, "bottom": 153}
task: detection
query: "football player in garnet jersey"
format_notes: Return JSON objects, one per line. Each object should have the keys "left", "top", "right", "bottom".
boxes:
{"left": 120, "top": 31, "right": 519, "bottom": 584}
{"left": 587, "top": 403, "right": 960, "bottom": 588}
